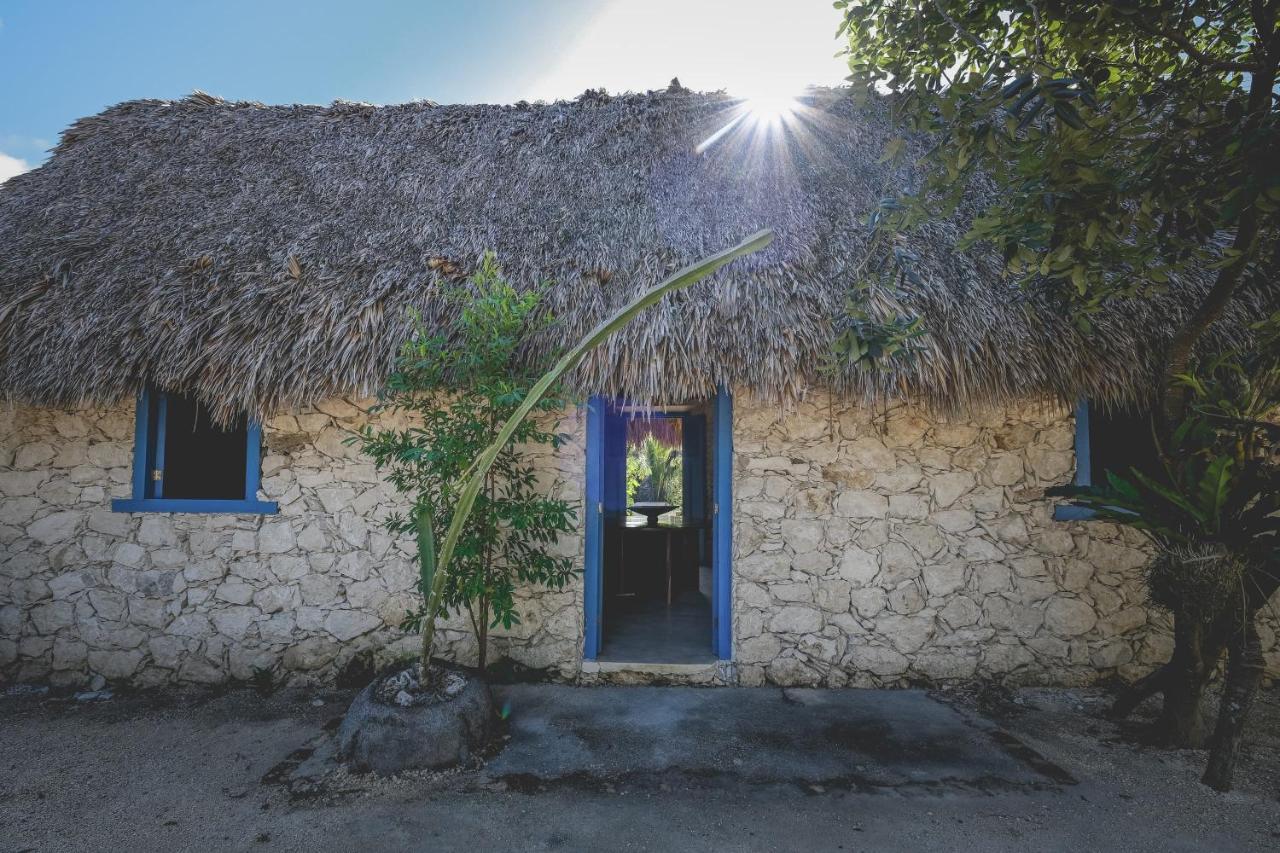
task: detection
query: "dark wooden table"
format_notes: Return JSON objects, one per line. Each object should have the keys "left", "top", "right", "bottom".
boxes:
{"left": 616, "top": 519, "right": 704, "bottom": 604}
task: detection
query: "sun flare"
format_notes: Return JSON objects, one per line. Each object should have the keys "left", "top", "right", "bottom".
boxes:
{"left": 743, "top": 93, "right": 801, "bottom": 124}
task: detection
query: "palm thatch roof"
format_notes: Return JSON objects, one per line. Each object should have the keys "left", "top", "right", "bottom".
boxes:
{"left": 0, "top": 84, "right": 1269, "bottom": 421}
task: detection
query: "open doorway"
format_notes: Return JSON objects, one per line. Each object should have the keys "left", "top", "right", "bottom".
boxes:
{"left": 583, "top": 391, "right": 733, "bottom": 664}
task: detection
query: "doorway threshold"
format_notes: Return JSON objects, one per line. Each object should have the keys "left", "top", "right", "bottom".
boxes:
{"left": 581, "top": 659, "right": 736, "bottom": 686}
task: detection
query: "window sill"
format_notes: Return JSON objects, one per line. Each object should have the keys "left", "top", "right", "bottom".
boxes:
{"left": 111, "top": 498, "right": 279, "bottom": 515}
{"left": 1053, "top": 504, "right": 1097, "bottom": 521}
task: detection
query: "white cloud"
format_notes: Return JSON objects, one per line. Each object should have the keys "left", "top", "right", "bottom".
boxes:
{"left": 0, "top": 151, "right": 30, "bottom": 184}
{"left": 520, "top": 0, "right": 847, "bottom": 102}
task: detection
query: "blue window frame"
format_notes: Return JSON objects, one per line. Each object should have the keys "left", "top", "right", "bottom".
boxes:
{"left": 1054, "top": 398, "right": 1158, "bottom": 521}
{"left": 112, "top": 388, "right": 278, "bottom": 514}
{"left": 1053, "top": 400, "right": 1096, "bottom": 521}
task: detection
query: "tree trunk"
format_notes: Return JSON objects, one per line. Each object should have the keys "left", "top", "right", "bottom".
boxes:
{"left": 1109, "top": 661, "right": 1175, "bottom": 719}
{"left": 1202, "top": 617, "right": 1265, "bottom": 791}
{"left": 477, "top": 596, "right": 490, "bottom": 672}
{"left": 1155, "top": 617, "right": 1212, "bottom": 747}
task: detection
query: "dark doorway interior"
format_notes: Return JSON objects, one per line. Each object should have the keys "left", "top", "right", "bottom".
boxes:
{"left": 597, "top": 401, "right": 715, "bottom": 663}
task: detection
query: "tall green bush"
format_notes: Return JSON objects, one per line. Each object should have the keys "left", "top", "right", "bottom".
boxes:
{"left": 353, "top": 253, "right": 577, "bottom": 672}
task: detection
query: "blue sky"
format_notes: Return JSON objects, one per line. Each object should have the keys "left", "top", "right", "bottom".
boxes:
{"left": 0, "top": 0, "right": 846, "bottom": 180}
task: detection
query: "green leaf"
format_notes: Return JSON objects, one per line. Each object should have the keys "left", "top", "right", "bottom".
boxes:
{"left": 1194, "top": 455, "right": 1234, "bottom": 533}
{"left": 415, "top": 508, "right": 437, "bottom": 595}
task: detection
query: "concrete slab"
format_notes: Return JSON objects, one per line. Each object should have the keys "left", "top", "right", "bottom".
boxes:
{"left": 485, "top": 685, "right": 1069, "bottom": 791}
{"left": 4, "top": 685, "right": 1279, "bottom": 851}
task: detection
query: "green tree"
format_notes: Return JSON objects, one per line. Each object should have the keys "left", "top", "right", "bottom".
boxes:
{"left": 632, "top": 435, "right": 682, "bottom": 503}
{"left": 836, "top": 1, "right": 1279, "bottom": 788}
{"left": 353, "top": 254, "right": 577, "bottom": 672}
{"left": 1057, "top": 313, "right": 1280, "bottom": 789}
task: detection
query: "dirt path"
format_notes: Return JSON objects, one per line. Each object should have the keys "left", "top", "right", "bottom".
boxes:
{"left": 1, "top": 683, "right": 1277, "bottom": 852}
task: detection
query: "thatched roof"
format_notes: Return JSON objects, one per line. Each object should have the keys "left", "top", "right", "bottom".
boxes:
{"left": 0, "top": 85, "right": 1269, "bottom": 420}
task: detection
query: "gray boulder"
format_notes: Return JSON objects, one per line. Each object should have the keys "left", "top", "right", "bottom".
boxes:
{"left": 336, "top": 667, "right": 493, "bottom": 775}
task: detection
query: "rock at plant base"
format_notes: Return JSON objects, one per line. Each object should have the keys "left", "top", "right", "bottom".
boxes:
{"left": 336, "top": 664, "right": 493, "bottom": 775}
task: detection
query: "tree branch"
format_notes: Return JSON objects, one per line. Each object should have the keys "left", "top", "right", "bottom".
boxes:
{"left": 931, "top": 0, "right": 994, "bottom": 58}
{"left": 1148, "top": 24, "right": 1260, "bottom": 72}
{"left": 1158, "top": 47, "right": 1277, "bottom": 435}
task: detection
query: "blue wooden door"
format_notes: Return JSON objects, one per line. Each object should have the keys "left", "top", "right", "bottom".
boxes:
{"left": 712, "top": 387, "right": 733, "bottom": 659}
{"left": 583, "top": 396, "right": 626, "bottom": 660}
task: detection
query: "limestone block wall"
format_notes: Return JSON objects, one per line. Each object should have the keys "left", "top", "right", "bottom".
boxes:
{"left": 6, "top": 392, "right": 1279, "bottom": 690}
{"left": 0, "top": 400, "right": 585, "bottom": 688}
{"left": 729, "top": 392, "right": 1280, "bottom": 687}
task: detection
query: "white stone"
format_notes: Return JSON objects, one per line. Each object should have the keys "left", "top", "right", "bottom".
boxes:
{"left": 985, "top": 597, "right": 1043, "bottom": 636}
{"left": 939, "top": 596, "right": 981, "bottom": 628}
{"left": 845, "top": 437, "right": 896, "bottom": 471}
{"left": 878, "top": 542, "right": 920, "bottom": 585}
{"left": 931, "top": 509, "right": 976, "bottom": 533}
{"left": 931, "top": 472, "right": 976, "bottom": 508}
{"left": 849, "top": 587, "right": 888, "bottom": 619}
{"left": 212, "top": 606, "right": 259, "bottom": 639}
{"left": 1026, "top": 447, "right": 1073, "bottom": 481}
{"left": 737, "top": 634, "right": 782, "bottom": 664}
{"left": 257, "top": 521, "right": 296, "bottom": 554}
{"left": 768, "top": 606, "right": 823, "bottom": 635}
{"left": 1, "top": 470, "right": 48, "bottom": 496}
{"left": 1044, "top": 597, "right": 1098, "bottom": 637}
{"left": 923, "top": 560, "right": 967, "bottom": 598}
{"left": 254, "top": 585, "right": 297, "bottom": 614}
{"left": 324, "top": 609, "right": 382, "bottom": 641}
{"left": 876, "top": 613, "right": 935, "bottom": 654}
{"left": 737, "top": 551, "right": 791, "bottom": 583}
{"left": 215, "top": 582, "right": 255, "bottom": 606}
{"left": 48, "top": 571, "right": 90, "bottom": 599}
{"left": 88, "top": 649, "right": 144, "bottom": 679}
{"left": 112, "top": 542, "right": 146, "bottom": 569}
{"left": 26, "top": 511, "right": 82, "bottom": 545}
{"left": 314, "top": 398, "right": 361, "bottom": 419}
{"left": 897, "top": 523, "right": 946, "bottom": 558}
{"left": 986, "top": 454, "right": 1024, "bottom": 486}
{"left": 780, "top": 519, "right": 823, "bottom": 554}
{"left": 14, "top": 442, "right": 56, "bottom": 468}
{"left": 835, "top": 491, "right": 888, "bottom": 519}
{"left": 932, "top": 423, "right": 980, "bottom": 448}
{"left": 813, "top": 579, "right": 852, "bottom": 613}
{"left": 168, "top": 614, "right": 213, "bottom": 637}
{"left": 87, "top": 590, "right": 127, "bottom": 621}
{"left": 137, "top": 516, "right": 177, "bottom": 547}
{"left": 887, "top": 494, "right": 929, "bottom": 520}
{"left": 845, "top": 644, "right": 909, "bottom": 675}
{"left": 887, "top": 583, "right": 925, "bottom": 614}
{"left": 837, "top": 547, "right": 879, "bottom": 586}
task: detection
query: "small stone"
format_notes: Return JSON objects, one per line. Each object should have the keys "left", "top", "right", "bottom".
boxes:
{"left": 837, "top": 547, "right": 879, "bottom": 586}
{"left": 1044, "top": 597, "right": 1098, "bottom": 637}
{"left": 768, "top": 606, "right": 823, "bottom": 635}
{"left": 835, "top": 491, "right": 888, "bottom": 519}
{"left": 26, "top": 511, "right": 82, "bottom": 545}
{"left": 258, "top": 522, "right": 297, "bottom": 554}
{"left": 931, "top": 472, "right": 976, "bottom": 508}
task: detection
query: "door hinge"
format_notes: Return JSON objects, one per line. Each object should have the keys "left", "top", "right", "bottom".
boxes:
{"left": 597, "top": 501, "right": 603, "bottom": 515}
{"left": 151, "top": 469, "right": 164, "bottom": 482}
{"left": 713, "top": 502, "right": 719, "bottom": 515}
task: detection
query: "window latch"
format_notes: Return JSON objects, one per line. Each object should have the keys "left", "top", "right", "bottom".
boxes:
{"left": 152, "top": 469, "right": 164, "bottom": 481}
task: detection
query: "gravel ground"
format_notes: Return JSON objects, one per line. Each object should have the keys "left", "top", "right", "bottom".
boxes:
{"left": 1, "top": 682, "right": 1278, "bottom": 852}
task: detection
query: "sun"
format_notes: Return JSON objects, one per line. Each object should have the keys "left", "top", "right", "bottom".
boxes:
{"left": 743, "top": 93, "right": 801, "bottom": 125}
{"left": 695, "top": 84, "right": 806, "bottom": 153}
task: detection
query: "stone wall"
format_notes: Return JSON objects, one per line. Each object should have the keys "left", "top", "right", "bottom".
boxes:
{"left": 6, "top": 392, "right": 1278, "bottom": 689}
{"left": 0, "top": 400, "right": 585, "bottom": 688}
{"left": 730, "top": 393, "right": 1280, "bottom": 687}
